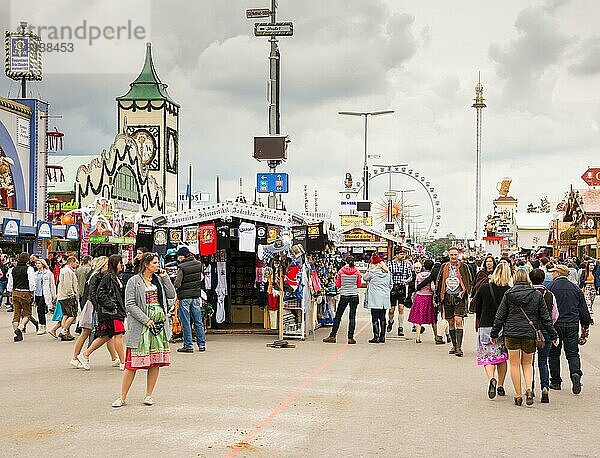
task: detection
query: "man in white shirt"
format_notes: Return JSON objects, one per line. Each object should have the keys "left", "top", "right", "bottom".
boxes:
{"left": 56, "top": 257, "right": 79, "bottom": 341}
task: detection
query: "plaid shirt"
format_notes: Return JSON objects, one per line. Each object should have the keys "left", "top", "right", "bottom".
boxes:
{"left": 388, "top": 259, "right": 413, "bottom": 285}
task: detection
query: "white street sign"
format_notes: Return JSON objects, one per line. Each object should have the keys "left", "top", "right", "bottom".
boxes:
{"left": 247, "top": 8, "right": 271, "bottom": 18}
{"left": 254, "top": 22, "right": 294, "bottom": 36}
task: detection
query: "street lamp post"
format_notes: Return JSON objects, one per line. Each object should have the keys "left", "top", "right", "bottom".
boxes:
{"left": 338, "top": 110, "right": 394, "bottom": 204}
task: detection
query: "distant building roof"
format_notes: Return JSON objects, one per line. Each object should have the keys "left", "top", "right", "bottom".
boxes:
{"left": 578, "top": 188, "right": 600, "bottom": 215}
{"left": 48, "top": 155, "right": 97, "bottom": 193}
{"left": 116, "top": 43, "right": 179, "bottom": 107}
{"left": 515, "top": 212, "right": 553, "bottom": 230}
{"left": 494, "top": 196, "right": 518, "bottom": 203}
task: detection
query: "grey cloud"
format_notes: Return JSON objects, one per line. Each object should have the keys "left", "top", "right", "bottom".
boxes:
{"left": 489, "top": 5, "right": 575, "bottom": 109}
{"left": 383, "top": 13, "right": 418, "bottom": 68}
{"left": 569, "top": 36, "right": 600, "bottom": 76}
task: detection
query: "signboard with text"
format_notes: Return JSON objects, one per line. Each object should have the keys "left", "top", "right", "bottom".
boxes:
{"left": 246, "top": 8, "right": 271, "bottom": 18}
{"left": 254, "top": 22, "right": 293, "bottom": 36}
{"left": 581, "top": 167, "right": 600, "bottom": 187}
{"left": 257, "top": 172, "right": 289, "bottom": 193}
{"left": 4, "top": 31, "right": 42, "bottom": 80}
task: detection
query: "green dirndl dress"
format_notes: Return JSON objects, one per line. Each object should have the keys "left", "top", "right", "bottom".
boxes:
{"left": 126, "top": 285, "right": 171, "bottom": 370}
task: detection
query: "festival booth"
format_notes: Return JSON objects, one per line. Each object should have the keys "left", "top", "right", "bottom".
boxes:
{"left": 138, "top": 202, "right": 334, "bottom": 339}
{"left": 336, "top": 225, "right": 405, "bottom": 261}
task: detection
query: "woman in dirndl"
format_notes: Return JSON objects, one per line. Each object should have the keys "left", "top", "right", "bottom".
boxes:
{"left": 580, "top": 261, "right": 595, "bottom": 324}
{"left": 408, "top": 259, "right": 437, "bottom": 343}
{"left": 112, "top": 252, "right": 175, "bottom": 407}
{"left": 474, "top": 262, "right": 511, "bottom": 399}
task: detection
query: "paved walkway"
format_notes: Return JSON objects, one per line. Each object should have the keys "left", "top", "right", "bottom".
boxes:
{"left": 0, "top": 303, "right": 598, "bottom": 457}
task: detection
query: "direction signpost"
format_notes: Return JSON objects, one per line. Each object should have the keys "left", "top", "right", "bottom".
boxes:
{"left": 257, "top": 173, "right": 289, "bottom": 193}
{"left": 248, "top": 2, "right": 294, "bottom": 211}
{"left": 581, "top": 167, "right": 600, "bottom": 187}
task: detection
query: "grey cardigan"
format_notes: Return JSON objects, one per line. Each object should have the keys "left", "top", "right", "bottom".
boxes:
{"left": 124, "top": 273, "right": 176, "bottom": 349}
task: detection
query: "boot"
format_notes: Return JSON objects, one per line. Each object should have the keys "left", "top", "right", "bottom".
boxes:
{"left": 386, "top": 320, "right": 393, "bottom": 333}
{"left": 448, "top": 329, "right": 457, "bottom": 354}
{"left": 369, "top": 323, "right": 380, "bottom": 343}
{"left": 455, "top": 329, "right": 464, "bottom": 357}
{"left": 37, "top": 325, "right": 46, "bottom": 335}
{"left": 379, "top": 321, "right": 386, "bottom": 343}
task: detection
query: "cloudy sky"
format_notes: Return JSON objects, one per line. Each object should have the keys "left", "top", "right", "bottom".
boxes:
{"left": 2, "top": 0, "right": 600, "bottom": 238}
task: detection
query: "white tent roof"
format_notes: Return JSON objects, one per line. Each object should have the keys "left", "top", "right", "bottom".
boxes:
{"left": 515, "top": 212, "right": 553, "bottom": 230}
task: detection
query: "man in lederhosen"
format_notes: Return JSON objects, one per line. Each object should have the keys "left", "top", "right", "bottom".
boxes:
{"left": 435, "top": 247, "right": 472, "bottom": 356}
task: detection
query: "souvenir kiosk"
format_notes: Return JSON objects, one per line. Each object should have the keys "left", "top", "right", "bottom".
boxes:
{"left": 137, "top": 202, "right": 330, "bottom": 339}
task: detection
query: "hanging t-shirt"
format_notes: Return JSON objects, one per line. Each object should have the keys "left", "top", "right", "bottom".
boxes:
{"left": 199, "top": 222, "right": 217, "bottom": 256}
{"left": 238, "top": 222, "right": 256, "bottom": 252}
{"left": 152, "top": 228, "right": 167, "bottom": 254}
{"left": 306, "top": 222, "right": 325, "bottom": 252}
{"left": 167, "top": 228, "right": 182, "bottom": 251}
{"left": 267, "top": 225, "right": 280, "bottom": 244}
{"left": 292, "top": 226, "right": 307, "bottom": 249}
{"left": 256, "top": 224, "right": 268, "bottom": 247}
{"left": 216, "top": 222, "right": 230, "bottom": 250}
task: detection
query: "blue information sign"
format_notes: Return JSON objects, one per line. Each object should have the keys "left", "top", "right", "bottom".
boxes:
{"left": 256, "top": 173, "right": 289, "bottom": 193}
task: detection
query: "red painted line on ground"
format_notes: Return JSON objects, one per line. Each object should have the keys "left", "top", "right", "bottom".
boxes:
{"left": 226, "top": 321, "right": 371, "bottom": 457}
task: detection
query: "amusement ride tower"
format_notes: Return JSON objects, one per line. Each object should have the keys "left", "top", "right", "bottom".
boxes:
{"left": 472, "top": 73, "right": 487, "bottom": 240}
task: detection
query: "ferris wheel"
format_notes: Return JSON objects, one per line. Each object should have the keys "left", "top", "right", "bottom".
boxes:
{"left": 354, "top": 164, "right": 442, "bottom": 237}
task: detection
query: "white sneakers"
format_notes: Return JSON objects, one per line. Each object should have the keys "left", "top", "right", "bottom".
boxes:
{"left": 69, "top": 359, "right": 82, "bottom": 369}
{"left": 112, "top": 398, "right": 126, "bottom": 408}
{"left": 77, "top": 354, "right": 90, "bottom": 370}
{"left": 119, "top": 363, "right": 125, "bottom": 371}
{"left": 37, "top": 325, "right": 46, "bottom": 335}
{"left": 111, "top": 358, "right": 121, "bottom": 367}
{"left": 111, "top": 396, "right": 154, "bottom": 407}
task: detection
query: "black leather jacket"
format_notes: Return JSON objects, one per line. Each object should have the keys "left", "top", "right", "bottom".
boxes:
{"left": 97, "top": 273, "right": 125, "bottom": 320}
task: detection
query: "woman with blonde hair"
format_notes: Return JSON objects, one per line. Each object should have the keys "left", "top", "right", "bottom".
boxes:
{"left": 70, "top": 256, "right": 118, "bottom": 369}
{"left": 363, "top": 253, "right": 392, "bottom": 344}
{"left": 474, "top": 262, "right": 511, "bottom": 399}
{"left": 34, "top": 259, "right": 56, "bottom": 335}
{"left": 491, "top": 268, "right": 558, "bottom": 406}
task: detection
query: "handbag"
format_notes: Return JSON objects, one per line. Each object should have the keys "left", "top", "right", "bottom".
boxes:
{"left": 517, "top": 305, "right": 546, "bottom": 349}
{"left": 148, "top": 321, "right": 164, "bottom": 336}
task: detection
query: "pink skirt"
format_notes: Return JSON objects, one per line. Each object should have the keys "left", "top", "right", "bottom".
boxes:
{"left": 408, "top": 294, "right": 435, "bottom": 325}
{"left": 124, "top": 348, "right": 171, "bottom": 371}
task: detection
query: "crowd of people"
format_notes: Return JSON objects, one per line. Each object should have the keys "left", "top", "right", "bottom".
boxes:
{"left": 2, "top": 245, "right": 593, "bottom": 408}
{"left": 2, "top": 247, "right": 206, "bottom": 408}
{"left": 324, "top": 247, "right": 592, "bottom": 406}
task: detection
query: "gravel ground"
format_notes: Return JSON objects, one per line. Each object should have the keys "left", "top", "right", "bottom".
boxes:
{"left": 0, "top": 298, "right": 598, "bottom": 457}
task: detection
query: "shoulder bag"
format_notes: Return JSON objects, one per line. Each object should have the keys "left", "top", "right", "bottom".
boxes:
{"left": 517, "top": 305, "right": 546, "bottom": 349}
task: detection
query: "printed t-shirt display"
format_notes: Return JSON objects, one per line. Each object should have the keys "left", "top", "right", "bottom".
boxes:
{"left": 238, "top": 222, "right": 257, "bottom": 252}
{"left": 199, "top": 223, "right": 217, "bottom": 256}
{"left": 216, "top": 222, "right": 231, "bottom": 249}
